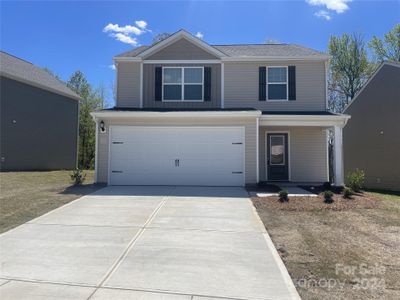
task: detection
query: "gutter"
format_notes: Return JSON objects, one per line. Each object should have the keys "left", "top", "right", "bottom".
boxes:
{"left": 113, "top": 55, "right": 330, "bottom": 63}
{"left": 91, "top": 110, "right": 262, "bottom": 120}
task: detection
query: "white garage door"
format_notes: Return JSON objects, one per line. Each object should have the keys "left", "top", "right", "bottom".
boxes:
{"left": 109, "top": 126, "right": 245, "bottom": 186}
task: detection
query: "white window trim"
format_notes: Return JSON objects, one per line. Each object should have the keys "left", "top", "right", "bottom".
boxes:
{"left": 266, "top": 66, "right": 289, "bottom": 101}
{"left": 269, "top": 135, "right": 286, "bottom": 166}
{"left": 162, "top": 66, "right": 204, "bottom": 102}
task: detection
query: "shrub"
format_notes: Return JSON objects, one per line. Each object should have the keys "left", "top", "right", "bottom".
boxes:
{"left": 346, "top": 169, "right": 365, "bottom": 192}
{"left": 70, "top": 169, "right": 86, "bottom": 185}
{"left": 323, "top": 190, "right": 334, "bottom": 203}
{"left": 322, "top": 181, "right": 332, "bottom": 190}
{"left": 279, "top": 190, "right": 289, "bottom": 202}
{"left": 343, "top": 187, "right": 353, "bottom": 199}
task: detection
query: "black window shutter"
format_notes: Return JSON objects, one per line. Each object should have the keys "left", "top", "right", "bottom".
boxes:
{"left": 204, "top": 67, "right": 211, "bottom": 101}
{"left": 288, "top": 66, "right": 296, "bottom": 100}
{"left": 259, "top": 67, "right": 266, "bottom": 101}
{"left": 155, "top": 67, "right": 162, "bottom": 101}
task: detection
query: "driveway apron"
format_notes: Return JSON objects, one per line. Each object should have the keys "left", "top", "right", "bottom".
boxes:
{"left": 0, "top": 186, "right": 299, "bottom": 300}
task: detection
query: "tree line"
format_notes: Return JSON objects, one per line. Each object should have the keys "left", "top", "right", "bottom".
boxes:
{"left": 328, "top": 24, "right": 399, "bottom": 113}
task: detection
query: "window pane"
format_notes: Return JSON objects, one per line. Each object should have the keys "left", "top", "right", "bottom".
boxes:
{"left": 270, "top": 136, "right": 284, "bottom": 165}
{"left": 184, "top": 85, "right": 202, "bottom": 100}
{"left": 184, "top": 68, "right": 202, "bottom": 83}
{"left": 163, "top": 85, "right": 182, "bottom": 100}
{"left": 268, "top": 67, "right": 287, "bottom": 83}
{"left": 164, "top": 68, "right": 182, "bottom": 83}
{"left": 268, "top": 84, "right": 287, "bottom": 100}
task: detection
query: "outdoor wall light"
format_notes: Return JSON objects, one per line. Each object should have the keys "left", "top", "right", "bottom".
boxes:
{"left": 99, "top": 120, "right": 106, "bottom": 133}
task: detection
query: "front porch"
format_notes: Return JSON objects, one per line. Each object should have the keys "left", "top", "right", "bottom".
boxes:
{"left": 257, "top": 112, "right": 350, "bottom": 186}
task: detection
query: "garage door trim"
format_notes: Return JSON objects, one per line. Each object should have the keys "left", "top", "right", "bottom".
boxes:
{"left": 107, "top": 125, "right": 246, "bottom": 186}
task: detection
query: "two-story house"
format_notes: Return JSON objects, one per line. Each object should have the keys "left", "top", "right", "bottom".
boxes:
{"left": 91, "top": 30, "right": 350, "bottom": 187}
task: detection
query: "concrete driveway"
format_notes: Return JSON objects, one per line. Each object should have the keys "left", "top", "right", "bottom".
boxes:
{"left": 0, "top": 186, "right": 299, "bottom": 300}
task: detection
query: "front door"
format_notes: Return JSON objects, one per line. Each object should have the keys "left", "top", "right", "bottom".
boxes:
{"left": 267, "top": 133, "right": 289, "bottom": 181}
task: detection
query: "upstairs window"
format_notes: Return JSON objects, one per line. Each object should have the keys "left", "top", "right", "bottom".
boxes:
{"left": 267, "top": 67, "right": 288, "bottom": 100}
{"left": 163, "top": 67, "right": 203, "bottom": 101}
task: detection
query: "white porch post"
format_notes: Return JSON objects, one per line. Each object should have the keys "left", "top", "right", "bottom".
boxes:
{"left": 333, "top": 125, "right": 344, "bottom": 186}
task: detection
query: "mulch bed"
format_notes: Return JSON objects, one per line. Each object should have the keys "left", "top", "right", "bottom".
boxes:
{"left": 252, "top": 192, "right": 380, "bottom": 212}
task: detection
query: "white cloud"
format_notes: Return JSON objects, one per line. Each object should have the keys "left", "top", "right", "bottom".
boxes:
{"left": 112, "top": 33, "right": 138, "bottom": 46}
{"left": 135, "top": 20, "right": 147, "bottom": 30}
{"left": 314, "top": 10, "right": 332, "bottom": 20}
{"left": 103, "top": 20, "right": 150, "bottom": 45}
{"left": 109, "top": 64, "right": 116, "bottom": 70}
{"left": 306, "top": 0, "right": 351, "bottom": 14}
{"left": 195, "top": 32, "right": 204, "bottom": 39}
{"left": 103, "top": 23, "right": 144, "bottom": 35}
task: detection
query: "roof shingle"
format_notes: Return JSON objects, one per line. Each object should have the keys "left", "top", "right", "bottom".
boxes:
{"left": 0, "top": 51, "right": 81, "bottom": 100}
{"left": 115, "top": 43, "right": 326, "bottom": 58}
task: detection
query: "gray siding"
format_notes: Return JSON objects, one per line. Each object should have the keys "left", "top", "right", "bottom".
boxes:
{"left": 143, "top": 64, "right": 221, "bottom": 109}
{"left": 344, "top": 64, "right": 400, "bottom": 191}
{"left": 116, "top": 62, "right": 141, "bottom": 108}
{"left": 145, "top": 38, "right": 219, "bottom": 60}
{"left": 96, "top": 117, "right": 257, "bottom": 184}
{"left": 224, "top": 61, "right": 327, "bottom": 111}
{"left": 0, "top": 77, "right": 78, "bottom": 171}
{"left": 259, "top": 126, "right": 328, "bottom": 182}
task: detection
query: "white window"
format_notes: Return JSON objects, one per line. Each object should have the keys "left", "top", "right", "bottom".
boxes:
{"left": 163, "top": 67, "right": 203, "bottom": 101}
{"left": 267, "top": 67, "right": 288, "bottom": 101}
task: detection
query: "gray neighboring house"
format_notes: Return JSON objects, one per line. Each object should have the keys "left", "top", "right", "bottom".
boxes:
{"left": 0, "top": 51, "right": 81, "bottom": 171}
{"left": 91, "top": 30, "right": 350, "bottom": 187}
{"left": 344, "top": 61, "right": 400, "bottom": 191}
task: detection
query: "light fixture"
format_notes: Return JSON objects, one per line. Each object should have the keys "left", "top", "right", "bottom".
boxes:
{"left": 99, "top": 120, "right": 106, "bottom": 133}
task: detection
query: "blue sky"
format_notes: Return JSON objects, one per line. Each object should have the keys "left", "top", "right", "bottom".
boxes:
{"left": 1, "top": 0, "right": 399, "bottom": 104}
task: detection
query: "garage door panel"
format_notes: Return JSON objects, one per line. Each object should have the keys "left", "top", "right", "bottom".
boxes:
{"left": 109, "top": 126, "right": 244, "bottom": 186}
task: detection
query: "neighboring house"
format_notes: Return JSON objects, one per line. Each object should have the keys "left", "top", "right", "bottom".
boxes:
{"left": 344, "top": 61, "right": 400, "bottom": 191}
{"left": 0, "top": 51, "right": 80, "bottom": 171}
{"left": 91, "top": 30, "right": 350, "bottom": 187}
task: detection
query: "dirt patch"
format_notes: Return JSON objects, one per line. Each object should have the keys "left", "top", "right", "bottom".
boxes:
{"left": 252, "top": 191, "right": 400, "bottom": 300}
{"left": 0, "top": 170, "right": 103, "bottom": 233}
{"left": 252, "top": 192, "right": 380, "bottom": 212}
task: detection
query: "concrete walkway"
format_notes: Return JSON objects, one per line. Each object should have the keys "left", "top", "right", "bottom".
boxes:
{"left": 0, "top": 186, "right": 300, "bottom": 300}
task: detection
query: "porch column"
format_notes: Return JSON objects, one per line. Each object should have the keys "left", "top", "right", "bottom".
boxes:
{"left": 333, "top": 125, "right": 344, "bottom": 186}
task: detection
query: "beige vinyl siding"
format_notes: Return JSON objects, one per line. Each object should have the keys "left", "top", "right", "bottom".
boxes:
{"left": 143, "top": 64, "right": 221, "bottom": 109}
{"left": 145, "top": 38, "right": 219, "bottom": 60}
{"left": 224, "top": 61, "right": 326, "bottom": 111}
{"left": 116, "top": 62, "right": 141, "bottom": 108}
{"left": 95, "top": 117, "right": 257, "bottom": 184}
{"left": 259, "top": 126, "right": 328, "bottom": 182}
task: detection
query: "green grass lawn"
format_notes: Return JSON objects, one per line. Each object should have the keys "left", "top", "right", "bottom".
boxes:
{"left": 0, "top": 170, "right": 103, "bottom": 233}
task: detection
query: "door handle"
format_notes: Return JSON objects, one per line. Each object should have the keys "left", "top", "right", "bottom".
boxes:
{"left": 175, "top": 159, "right": 180, "bottom": 167}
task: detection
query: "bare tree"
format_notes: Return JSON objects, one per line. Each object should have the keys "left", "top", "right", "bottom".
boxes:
{"left": 328, "top": 33, "right": 371, "bottom": 111}
{"left": 152, "top": 33, "right": 171, "bottom": 44}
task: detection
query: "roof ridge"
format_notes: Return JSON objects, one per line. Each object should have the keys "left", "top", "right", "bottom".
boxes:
{"left": 213, "top": 43, "right": 288, "bottom": 46}
{"left": 0, "top": 50, "right": 33, "bottom": 65}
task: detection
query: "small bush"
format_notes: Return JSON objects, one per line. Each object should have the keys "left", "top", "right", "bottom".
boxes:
{"left": 343, "top": 187, "right": 353, "bottom": 199}
{"left": 322, "top": 181, "right": 332, "bottom": 190}
{"left": 279, "top": 190, "right": 289, "bottom": 202}
{"left": 70, "top": 169, "right": 86, "bottom": 185}
{"left": 323, "top": 190, "right": 334, "bottom": 203}
{"left": 346, "top": 169, "right": 365, "bottom": 192}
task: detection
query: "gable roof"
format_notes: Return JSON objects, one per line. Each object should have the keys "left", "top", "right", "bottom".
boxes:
{"left": 137, "top": 30, "right": 227, "bottom": 59}
{"left": 344, "top": 61, "right": 400, "bottom": 113}
{"left": 0, "top": 51, "right": 81, "bottom": 101}
{"left": 115, "top": 30, "right": 328, "bottom": 60}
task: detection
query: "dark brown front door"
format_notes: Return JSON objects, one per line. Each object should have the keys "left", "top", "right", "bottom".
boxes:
{"left": 267, "top": 133, "right": 289, "bottom": 181}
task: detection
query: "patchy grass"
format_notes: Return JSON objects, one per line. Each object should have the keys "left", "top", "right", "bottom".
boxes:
{"left": 0, "top": 170, "right": 103, "bottom": 233}
{"left": 252, "top": 189, "right": 400, "bottom": 300}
